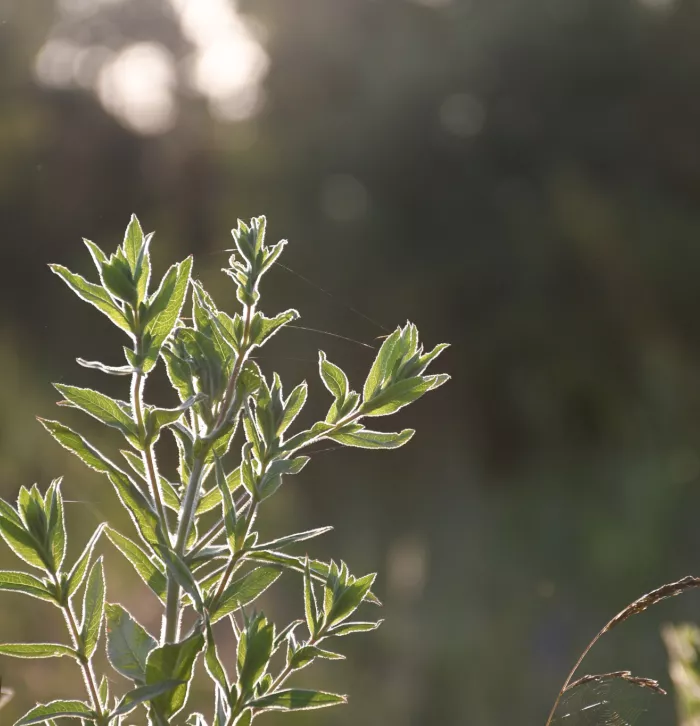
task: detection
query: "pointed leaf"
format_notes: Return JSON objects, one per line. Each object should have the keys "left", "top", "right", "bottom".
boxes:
{"left": 203, "top": 620, "right": 229, "bottom": 696}
{"left": 0, "top": 643, "right": 77, "bottom": 659}
{"left": 251, "top": 527, "right": 332, "bottom": 552}
{"left": 50, "top": 264, "right": 132, "bottom": 336}
{"left": 249, "top": 309, "right": 299, "bottom": 348}
{"left": 105, "top": 602, "right": 157, "bottom": 683}
{"left": 40, "top": 420, "right": 162, "bottom": 550}
{"left": 145, "top": 631, "right": 204, "bottom": 718}
{"left": 361, "top": 374, "right": 450, "bottom": 416}
{"left": 289, "top": 644, "right": 345, "bottom": 670}
{"left": 328, "top": 428, "right": 415, "bottom": 449}
{"left": 247, "top": 550, "right": 381, "bottom": 605}
{"left": 104, "top": 527, "right": 166, "bottom": 603}
{"left": 153, "top": 544, "right": 203, "bottom": 612}
{"left": 76, "top": 359, "right": 133, "bottom": 376}
{"left": 66, "top": 523, "right": 106, "bottom": 599}
{"left": 120, "top": 450, "right": 180, "bottom": 512}
{"left": 318, "top": 352, "right": 349, "bottom": 402}
{"left": 142, "top": 257, "right": 193, "bottom": 373}
{"left": 249, "top": 689, "right": 346, "bottom": 712}
{"left": 0, "top": 499, "right": 48, "bottom": 571}
{"left": 0, "top": 570, "right": 56, "bottom": 604}
{"left": 123, "top": 214, "right": 144, "bottom": 275}
{"left": 15, "top": 700, "right": 94, "bottom": 725}
{"left": 362, "top": 326, "right": 402, "bottom": 402}
{"left": 54, "top": 385, "right": 137, "bottom": 441}
{"left": 110, "top": 679, "right": 184, "bottom": 719}
{"left": 80, "top": 557, "right": 105, "bottom": 659}
{"left": 328, "top": 620, "right": 383, "bottom": 636}
{"left": 277, "top": 382, "right": 307, "bottom": 437}
{"left": 208, "top": 567, "right": 282, "bottom": 624}
{"left": 328, "top": 572, "right": 377, "bottom": 626}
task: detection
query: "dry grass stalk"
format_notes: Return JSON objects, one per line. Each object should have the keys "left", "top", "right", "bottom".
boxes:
{"left": 545, "top": 576, "right": 700, "bottom": 726}
{"left": 566, "top": 671, "right": 666, "bottom": 696}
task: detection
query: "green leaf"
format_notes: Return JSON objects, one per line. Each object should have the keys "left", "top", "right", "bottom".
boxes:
{"left": 289, "top": 644, "right": 345, "bottom": 670}
{"left": 249, "top": 309, "right": 300, "bottom": 348}
{"left": 104, "top": 527, "right": 166, "bottom": 603}
{"left": 142, "top": 257, "right": 193, "bottom": 373}
{"left": 80, "top": 557, "right": 105, "bottom": 659}
{"left": 277, "top": 382, "right": 307, "bottom": 437}
{"left": 303, "top": 559, "right": 318, "bottom": 638}
{"left": 83, "top": 239, "right": 108, "bottom": 271}
{"left": 203, "top": 620, "right": 229, "bottom": 697}
{"left": 237, "top": 613, "right": 274, "bottom": 695}
{"left": 362, "top": 326, "right": 402, "bottom": 402}
{"left": 251, "top": 527, "right": 332, "bottom": 552}
{"left": 40, "top": 419, "right": 162, "bottom": 550}
{"left": 54, "top": 385, "right": 138, "bottom": 442}
{"left": 318, "top": 352, "right": 349, "bottom": 402}
{"left": 120, "top": 450, "right": 180, "bottom": 512}
{"left": 248, "top": 689, "right": 346, "bottom": 712}
{"left": 257, "top": 456, "right": 309, "bottom": 500}
{"left": 15, "top": 700, "right": 94, "bottom": 725}
{"left": 67, "top": 524, "right": 106, "bottom": 600}
{"left": 101, "top": 256, "right": 137, "bottom": 304}
{"left": 98, "top": 674, "right": 109, "bottom": 710}
{"left": 208, "top": 567, "right": 282, "bottom": 624}
{"left": 279, "top": 421, "right": 334, "bottom": 454}
{"left": 0, "top": 643, "right": 77, "bottom": 659}
{"left": 327, "top": 572, "right": 377, "bottom": 627}
{"left": 76, "top": 358, "right": 133, "bottom": 376}
{"left": 45, "top": 479, "right": 67, "bottom": 572}
{"left": 360, "top": 374, "right": 450, "bottom": 417}
{"left": 50, "top": 264, "right": 132, "bottom": 336}
{"left": 0, "top": 499, "right": 47, "bottom": 571}
{"left": 105, "top": 602, "right": 157, "bottom": 683}
{"left": 195, "top": 466, "right": 241, "bottom": 516}
{"left": 110, "top": 679, "right": 184, "bottom": 719}
{"left": 153, "top": 544, "right": 203, "bottom": 612}
{"left": 214, "top": 456, "right": 238, "bottom": 553}
{"left": 248, "top": 550, "right": 381, "bottom": 605}
{"left": 145, "top": 631, "right": 204, "bottom": 719}
{"left": 233, "top": 710, "right": 252, "bottom": 726}
{"left": 328, "top": 428, "right": 415, "bottom": 449}
{"left": 123, "top": 214, "right": 144, "bottom": 276}
{"left": 328, "top": 620, "right": 383, "bottom": 637}
{"left": 213, "top": 683, "right": 230, "bottom": 726}
{"left": 0, "top": 570, "right": 56, "bottom": 604}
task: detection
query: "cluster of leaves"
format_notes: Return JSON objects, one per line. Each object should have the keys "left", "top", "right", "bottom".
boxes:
{"left": 0, "top": 216, "right": 448, "bottom": 726}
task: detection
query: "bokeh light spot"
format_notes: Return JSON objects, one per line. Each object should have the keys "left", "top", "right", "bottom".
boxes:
{"left": 97, "top": 42, "right": 177, "bottom": 135}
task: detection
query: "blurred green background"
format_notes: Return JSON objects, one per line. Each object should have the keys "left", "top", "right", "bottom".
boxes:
{"left": 4, "top": 0, "right": 700, "bottom": 724}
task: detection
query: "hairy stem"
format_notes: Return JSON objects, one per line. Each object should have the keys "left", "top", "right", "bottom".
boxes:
{"left": 208, "top": 500, "right": 259, "bottom": 613}
{"left": 131, "top": 370, "right": 169, "bottom": 541}
{"left": 163, "top": 455, "right": 205, "bottom": 644}
{"left": 53, "top": 573, "right": 104, "bottom": 724}
{"left": 188, "top": 493, "right": 251, "bottom": 559}
{"left": 164, "top": 306, "right": 255, "bottom": 644}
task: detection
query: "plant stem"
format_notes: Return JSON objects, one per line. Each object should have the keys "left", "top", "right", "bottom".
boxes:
{"left": 213, "top": 305, "right": 253, "bottom": 432}
{"left": 543, "top": 619, "right": 617, "bottom": 726}
{"left": 131, "top": 370, "right": 170, "bottom": 541}
{"left": 164, "top": 306, "right": 255, "bottom": 644}
{"left": 188, "top": 493, "right": 251, "bottom": 558}
{"left": 208, "top": 500, "right": 259, "bottom": 613}
{"left": 163, "top": 455, "right": 205, "bottom": 644}
{"left": 52, "top": 574, "right": 104, "bottom": 724}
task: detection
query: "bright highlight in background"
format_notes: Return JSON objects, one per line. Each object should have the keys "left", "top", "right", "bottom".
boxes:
{"left": 34, "top": 0, "right": 268, "bottom": 134}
